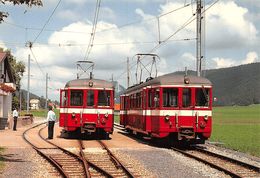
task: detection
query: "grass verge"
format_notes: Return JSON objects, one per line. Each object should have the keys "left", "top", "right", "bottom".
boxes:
{"left": 210, "top": 105, "right": 260, "bottom": 157}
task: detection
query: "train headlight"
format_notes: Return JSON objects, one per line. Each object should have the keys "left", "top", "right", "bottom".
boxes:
{"left": 101, "top": 118, "right": 106, "bottom": 124}
{"left": 204, "top": 115, "right": 208, "bottom": 121}
{"left": 200, "top": 121, "right": 206, "bottom": 128}
{"left": 184, "top": 77, "right": 190, "bottom": 84}
{"left": 72, "top": 112, "right": 76, "bottom": 119}
{"left": 165, "top": 115, "right": 170, "bottom": 122}
{"left": 105, "top": 112, "right": 109, "bottom": 118}
{"left": 89, "top": 81, "right": 93, "bottom": 87}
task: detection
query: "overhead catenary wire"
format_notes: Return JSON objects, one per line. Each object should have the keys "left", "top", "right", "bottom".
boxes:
{"left": 114, "top": 0, "right": 220, "bottom": 84}
{"left": 2, "top": 1, "right": 193, "bottom": 37}
{"left": 29, "top": 48, "right": 45, "bottom": 76}
{"left": 83, "top": 0, "right": 101, "bottom": 61}
{"left": 32, "top": 0, "right": 62, "bottom": 43}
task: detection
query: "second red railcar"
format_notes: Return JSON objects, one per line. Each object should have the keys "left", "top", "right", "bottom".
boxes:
{"left": 120, "top": 73, "right": 212, "bottom": 144}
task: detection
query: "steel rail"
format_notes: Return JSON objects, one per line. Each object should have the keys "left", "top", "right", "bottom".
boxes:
{"left": 22, "top": 122, "right": 69, "bottom": 178}
{"left": 38, "top": 127, "right": 113, "bottom": 178}
{"left": 38, "top": 126, "right": 90, "bottom": 177}
{"left": 78, "top": 140, "right": 114, "bottom": 178}
{"left": 98, "top": 140, "right": 135, "bottom": 178}
{"left": 172, "top": 146, "right": 260, "bottom": 178}
{"left": 193, "top": 146, "right": 260, "bottom": 175}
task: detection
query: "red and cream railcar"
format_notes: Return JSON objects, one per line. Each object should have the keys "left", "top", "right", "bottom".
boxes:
{"left": 120, "top": 74, "right": 212, "bottom": 144}
{"left": 59, "top": 78, "right": 114, "bottom": 138}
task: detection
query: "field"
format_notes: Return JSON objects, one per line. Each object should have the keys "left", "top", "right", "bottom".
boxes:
{"left": 210, "top": 105, "right": 260, "bottom": 157}
{"left": 20, "top": 109, "right": 60, "bottom": 119}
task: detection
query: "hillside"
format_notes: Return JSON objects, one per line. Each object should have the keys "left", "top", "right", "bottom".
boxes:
{"left": 206, "top": 63, "right": 260, "bottom": 106}
{"left": 175, "top": 63, "right": 260, "bottom": 106}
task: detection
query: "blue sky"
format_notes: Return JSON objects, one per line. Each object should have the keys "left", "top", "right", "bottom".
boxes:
{"left": 0, "top": 0, "right": 259, "bottom": 101}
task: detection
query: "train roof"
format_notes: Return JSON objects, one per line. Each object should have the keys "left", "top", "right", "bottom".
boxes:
{"left": 126, "top": 73, "right": 212, "bottom": 93}
{"left": 65, "top": 78, "right": 114, "bottom": 89}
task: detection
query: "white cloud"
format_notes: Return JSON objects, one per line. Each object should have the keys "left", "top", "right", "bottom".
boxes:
{"left": 0, "top": 41, "right": 8, "bottom": 50}
{"left": 57, "top": 9, "right": 81, "bottom": 21}
{"left": 242, "top": 51, "right": 258, "bottom": 64}
{"left": 99, "top": 7, "right": 116, "bottom": 22}
{"left": 212, "top": 57, "right": 236, "bottom": 69}
{"left": 210, "top": 51, "right": 259, "bottom": 69}
{"left": 206, "top": 1, "right": 258, "bottom": 49}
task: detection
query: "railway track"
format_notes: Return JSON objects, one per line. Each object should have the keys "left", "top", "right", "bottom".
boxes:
{"left": 172, "top": 146, "right": 260, "bottom": 178}
{"left": 113, "top": 123, "right": 125, "bottom": 131}
{"left": 81, "top": 139, "right": 138, "bottom": 177}
{"left": 114, "top": 123, "right": 260, "bottom": 177}
{"left": 23, "top": 123, "right": 89, "bottom": 177}
{"left": 23, "top": 123, "right": 138, "bottom": 177}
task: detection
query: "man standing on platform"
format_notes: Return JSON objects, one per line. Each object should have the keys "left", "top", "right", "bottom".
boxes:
{"left": 12, "top": 108, "right": 18, "bottom": 131}
{"left": 46, "top": 106, "right": 56, "bottom": 139}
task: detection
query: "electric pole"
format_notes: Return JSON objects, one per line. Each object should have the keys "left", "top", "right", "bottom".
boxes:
{"left": 45, "top": 73, "right": 50, "bottom": 109}
{"left": 196, "top": 0, "right": 205, "bottom": 77}
{"left": 127, "top": 57, "right": 130, "bottom": 88}
{"left": 27, "top": 54, "right": 30, "bottom": 113}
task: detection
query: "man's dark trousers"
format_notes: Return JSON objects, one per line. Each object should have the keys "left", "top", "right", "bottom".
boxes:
{"left": 48, "top": 121, "right": 55, "bottom": 139}
{"left": 13, "top": 116, "right": 17, "bottom": 131}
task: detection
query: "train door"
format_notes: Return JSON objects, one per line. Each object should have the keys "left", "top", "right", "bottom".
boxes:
{"left": 60, "top": 89, "right": 68, "bottom": 127}
{"left": 179, "top": 87, "right": 195, "bottom": 139}
{"left": 142, "top": 89, "right": 147, "bottom": 131}
{"left": 146, "top": 88, "right": 154, "bottom": 132}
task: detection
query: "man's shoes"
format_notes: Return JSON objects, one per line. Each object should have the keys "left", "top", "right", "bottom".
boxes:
{"left": 13, "top": 129, "right": 17, "bottom": 131}
{"left": 46, "top": 137, "right": 53, "bottom": 139}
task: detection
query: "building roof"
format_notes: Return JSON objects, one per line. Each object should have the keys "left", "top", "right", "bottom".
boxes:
{"left": 0, "top": 52, "right": 15, "bottom": 83}
{"left": 0, "top": 52, "right": 7, "bottom": 63}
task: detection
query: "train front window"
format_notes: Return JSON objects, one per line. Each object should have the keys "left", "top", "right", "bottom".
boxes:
{"left": 182, "top": 88, "right": 191, "bottom": 107}
{"left": 87, "top": 90, "right": 94, "bottom": 106}
{"left": 163, "top": 88, "right": 178, "bottom": 107}
{"left": 196, "top": 88, "right": 209, "bottom": 107}
{"left": 70, "top": 90, "right": 83, "bottom": 106}
{"left": 98, "top": 90, "right": 111, "bottom": 106}
{"left": 61, "top": 90, "right": 68, "bottom": 107}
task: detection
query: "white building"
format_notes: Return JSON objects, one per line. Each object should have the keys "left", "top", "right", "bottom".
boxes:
{"left": 0, "top": 51, "right": 16, "bottom": 129}
{"left": 30, "top": 99, "right": 40, "bottom": 110}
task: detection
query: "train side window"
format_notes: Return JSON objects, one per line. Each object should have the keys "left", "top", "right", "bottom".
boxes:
{"left": 163, "top": 88, "right": 178, "bottom": 107}
{"left": 182, "top": 88, "right": 191, "bottom": 107}
{"left": 154, "top": 90, "right": 160, "bottom": 108}
{"left": 70, "top": 90, "right": 83, "bottom": 106}
{"left": 87, "top": 90, "right": 94, "bottom": 106}
{"left": 61, "top": 90, "right": 68, "bottom": 107}
{"left": 196, "top": 88, "right": 209, "bottom": 106}
{"left": 98, "top": 90, "right": 111, "bottom": 106}
{"left": 148, "top": 90, "right": 153, "bottom": 108}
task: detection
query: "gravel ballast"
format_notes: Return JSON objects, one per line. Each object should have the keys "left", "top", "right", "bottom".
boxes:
{"left": 115, "top": 147, "right": 231, "bottom": 178}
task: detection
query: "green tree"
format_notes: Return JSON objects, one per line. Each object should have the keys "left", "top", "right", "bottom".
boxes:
{"left": 0, "top": 0, "right": 42, "bottom": 23}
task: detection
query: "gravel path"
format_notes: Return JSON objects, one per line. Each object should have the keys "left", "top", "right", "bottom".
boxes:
{"left": 115, "top": 147, "right": 230, "bottom": 178}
